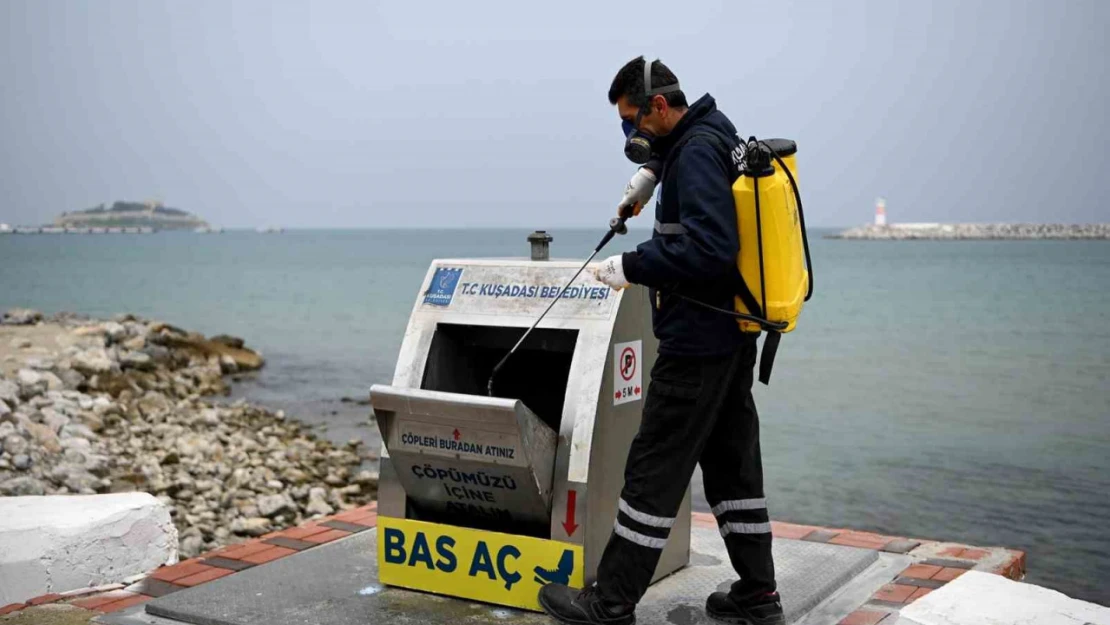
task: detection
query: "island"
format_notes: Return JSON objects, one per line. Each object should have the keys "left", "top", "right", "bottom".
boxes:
{"left": 53, "top": 201, "right": 209, "bottom": 232}
{"left": 826, "top": 223, "right": 1110, "bottom": 240}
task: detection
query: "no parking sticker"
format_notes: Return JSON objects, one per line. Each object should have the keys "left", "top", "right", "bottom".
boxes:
{"left": 613, "top": 340, "right": 642, "bottom": 406}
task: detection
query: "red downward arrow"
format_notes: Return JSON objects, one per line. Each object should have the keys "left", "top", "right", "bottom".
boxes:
{"left": 562, "top": 490, "right": 579, "bottom": 536}
{"left": 453, "top": 428, "right": 460, "bottom": 441}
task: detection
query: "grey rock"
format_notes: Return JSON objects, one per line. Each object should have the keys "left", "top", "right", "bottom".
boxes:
{"left": 43, "top": 409, "right": 71, "bottom": 434}
{"left": 141, "top": 344, "right": 172, "bottom": 362}
{"left": 210, "top": 334, "right": 246, "bottom": 349}
{"left": 13, "top": 453, "right": 31, "bottom": 471}
{"left": 39, "top": 371, "right": 64, "bottom": 392}
{"left": 23, "top": 357, "right": 56, "bottom": 370}
{"left": 120, "top": 351, "right": 154, "bottom": 371}
{"left": 26, "top": 421, "right": 62, "bottom": 454}
{"left": 60, "top": 436, "right": 92, "bottom": 453}
{"left": 237, "top": 503, "right": 261, "bottom": 519}
{"left": 0, "top": 475, "right": 46, "bottom": 496}
{"left": 102, "top": 322, "right": 128, "bottom": 343}
{"left": 57, "top": 368, "right": 86, "bottom": 391}
{"left": 2, "top": 308, "right": 43, "bottom": 325}
{"left": 0, "top": 399, "right": 10, "bottom": 419}
{"left": 230, "top": 516, "right": 272, "bottom": 537}
{"left": 353, "top": 469, "right": 379, "bottom": 486}
{"left": 60, "top": 423, "right": 97, "bottom": 440}
{"left": 78, "top": 411, "right": 104, "bottom": 433}
{"left": 83, "top": 453, "right": 109, "bottom": 476}
{"left": 63, "top": 447, "right": 88, "bottom": 466}
{"left": 137, "top": 392, "right": 171, "bottom": 417}
{"left": 71, "top": 349, "right": 114, "bottom": 375}
{"left": 16, "top": 369, "right": 47, "bottom": 400}
{"left": 256, "top": 493, "right": 295, "bottom": 518}
{"left": 0, "top": 422, "right": 16, "bottom": 439}
{"left": 4, "top": 434, "right": 29, "bottom": 456}
{"left": 306, "top": 487, "right": 334, "bottom": 516}
{"left": 0, "top": 379, "right": 19, "bottom": 404}
{"left": 219, "top": 355, "right": 238, "bottom": 374}
{"left": 9, "top": 337, "right": 33, "bottom": 350}
{"left": 50, "top": 464, "right": 100, "bottom": 493}
{"left": 181, "top": 535, "right": 205, "bottom": 559}
{"left": 122, "top": 335, "right": 146, "bottom": 351}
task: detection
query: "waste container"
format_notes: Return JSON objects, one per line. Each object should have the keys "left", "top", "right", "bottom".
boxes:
{"left": 370, "top": 234, "right": 691, "bottom": 611}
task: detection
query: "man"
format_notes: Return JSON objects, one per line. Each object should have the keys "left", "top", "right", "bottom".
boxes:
{"left": 537, "top": 56, "right": 783, "bottom": 625}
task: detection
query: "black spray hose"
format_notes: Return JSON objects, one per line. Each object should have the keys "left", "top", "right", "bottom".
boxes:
{"left": 757, "top": 140, "right": 813, "bottom": 302}
{"left": 487, "top": 212, "right": 631, "bottom": 397}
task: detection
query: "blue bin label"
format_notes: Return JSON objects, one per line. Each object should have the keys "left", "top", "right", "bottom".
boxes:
{"left": 424, "top": 267, "right": 464, "bottom": 307}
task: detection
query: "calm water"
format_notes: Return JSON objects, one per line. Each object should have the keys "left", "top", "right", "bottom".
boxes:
{"left": 2, "top": 229, "right": 1108, "bottom": 604}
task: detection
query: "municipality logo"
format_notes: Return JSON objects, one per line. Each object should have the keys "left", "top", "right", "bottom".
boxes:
{"left": 424, "top": 267, "right": 463, "bottom": 306}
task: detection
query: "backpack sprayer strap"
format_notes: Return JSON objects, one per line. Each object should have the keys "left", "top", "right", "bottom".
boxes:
{"left": 659, "top": 129, "right": 784, "bottom": 385}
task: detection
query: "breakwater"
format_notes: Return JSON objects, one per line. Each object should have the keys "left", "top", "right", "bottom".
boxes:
{"left": 826, "top": 223, "right": 1110, "bottom": 240}
{"left": 0, "top": 309, "right": 376, "bottom": 559}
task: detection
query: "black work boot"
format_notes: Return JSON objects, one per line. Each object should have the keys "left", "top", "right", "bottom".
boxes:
{"left": 538, "top": 582, "right": 635, "bottom": 625}
{"left": 705, "top": 591, "right": 784, "bottom": 625}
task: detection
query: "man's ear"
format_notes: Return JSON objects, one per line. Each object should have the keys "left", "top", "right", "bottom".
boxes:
{"left": 652, "top": 94, "right": 666, "bottom": 115}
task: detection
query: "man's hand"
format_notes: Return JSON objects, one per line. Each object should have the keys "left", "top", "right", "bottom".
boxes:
{"left": 617, "top": 167, "right": 658, "bottom": 218}
{"left": 593, "top": 255, "right": 630, "bottom": 290}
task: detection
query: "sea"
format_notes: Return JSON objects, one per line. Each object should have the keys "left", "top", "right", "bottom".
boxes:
{"left": 1, "top": 228, "right": 1108, "bottom": 605}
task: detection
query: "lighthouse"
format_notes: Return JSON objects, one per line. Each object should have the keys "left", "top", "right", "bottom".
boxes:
{"left": 874, "top": 197, "right": 887, "bottom": 226}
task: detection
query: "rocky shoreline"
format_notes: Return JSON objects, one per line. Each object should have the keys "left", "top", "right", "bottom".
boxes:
{"left": 826, "top": 223, "right": 1110, "bottom": 240}
{"left": 0, "top": 308, "right": 376, "bottom": 559}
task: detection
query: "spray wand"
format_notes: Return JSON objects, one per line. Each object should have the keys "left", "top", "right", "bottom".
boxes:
{"left": 486, "top": 212, "right": 632, "bottom": 396}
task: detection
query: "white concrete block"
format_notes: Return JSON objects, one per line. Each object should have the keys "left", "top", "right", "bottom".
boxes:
{"left": 0, "top": 493, "right": 178, "bottom": 605}
{"left": 899, "top": 570, "right": 1110, "bottom": 625}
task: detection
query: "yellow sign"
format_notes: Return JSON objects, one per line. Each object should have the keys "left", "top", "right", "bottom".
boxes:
{"left": 377, "top": 516, "right": 584, "bottom": 611}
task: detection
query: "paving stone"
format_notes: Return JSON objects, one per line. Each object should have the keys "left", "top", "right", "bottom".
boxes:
{"left": 802, "top": 528, "right": 841, "bottom": 543}
{"left": 263, "top": 536, "right": 319, "bottom": 551}
{"left": 241, "top": 546, "right": 297, "bottom": 565}
{"left": 881, "top": 539, "right": 922, "bottom": 554}
{"left": 839, "top": 610, "right": 891, "bottom": 625}
{"left": 202, "top": 556, "right": 257, "bottom": 572}
{"left": 932, "top": 567, "right": 967, "bottom": 582}
{"left": 320, "top": 520, "right": 371, "bottom": 533}
{"left": 921, "top": 558, "right": 975, "bottom": 570}
{"left": 128, "top": 578, "right": 185, "bottom": 598}
{"left": 873, "top": 583, "right": 916, "bottom": 603}
{"left": 150, "top": 561, "right": 215, "bottom": 583}
{"left": 901, "top": 564, "right": 943, "bottom": 579}
{"left": 303, "top": 529, "right": 352, "bottom": 544}
{"left": 893, "top": 576, "right": 946, "bottom": 589}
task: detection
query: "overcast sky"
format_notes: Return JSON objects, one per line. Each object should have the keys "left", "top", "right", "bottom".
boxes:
{"left": 1, "top": 1, "right": 1106, "bottom": 228}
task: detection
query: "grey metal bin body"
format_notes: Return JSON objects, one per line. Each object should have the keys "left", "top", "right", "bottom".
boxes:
{"left": 371, "top": 257, "right": 691, "bottom": 588}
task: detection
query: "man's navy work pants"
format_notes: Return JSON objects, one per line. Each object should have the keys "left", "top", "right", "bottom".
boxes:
{"left": 595, "top": 339, "right": 777, "bottom": 606}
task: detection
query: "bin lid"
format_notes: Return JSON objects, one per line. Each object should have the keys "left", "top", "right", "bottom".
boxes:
{"left": 370, "top": 385, "right": 558, "bottom": 531}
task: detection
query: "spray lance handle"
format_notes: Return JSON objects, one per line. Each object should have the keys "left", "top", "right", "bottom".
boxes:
{"left": 599, "top": 204, "right": 634, "bottom": 251}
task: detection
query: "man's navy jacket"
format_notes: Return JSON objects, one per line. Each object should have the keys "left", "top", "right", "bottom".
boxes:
{"left": 621, "top": 94, "right": 753, "bottom": 357}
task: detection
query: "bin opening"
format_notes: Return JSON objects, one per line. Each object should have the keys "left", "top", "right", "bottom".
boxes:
{"left": 420, "top": 323, "right": 578, "bottom": 433}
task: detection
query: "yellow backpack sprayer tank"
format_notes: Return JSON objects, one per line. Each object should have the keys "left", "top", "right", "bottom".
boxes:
{"left": 662, "top": 134, "right": 813, "bottom": 384}
{"left": 733, "top": 138, "right": 809, "bottom": 335}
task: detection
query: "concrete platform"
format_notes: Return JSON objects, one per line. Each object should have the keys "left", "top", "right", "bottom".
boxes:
{"left": 98, "top": 525, "right": 911, "bottom": 625}
{"left": 0, "top": 493, "right": 177, "bottom": 606}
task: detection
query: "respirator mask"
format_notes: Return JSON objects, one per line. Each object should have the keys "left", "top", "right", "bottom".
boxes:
{"left": 622, "top": 58, "right": 681, "bottom": 165}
